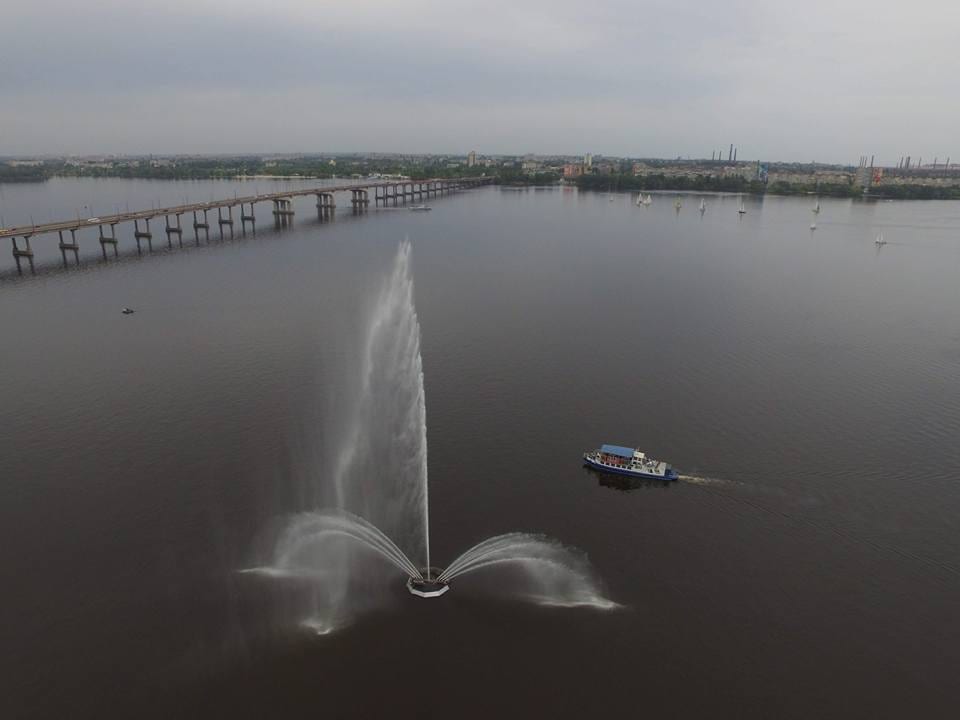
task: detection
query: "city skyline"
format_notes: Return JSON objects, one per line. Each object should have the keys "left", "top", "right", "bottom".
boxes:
{"left": 4, "top": 0, "right": 959, "bottom": 164}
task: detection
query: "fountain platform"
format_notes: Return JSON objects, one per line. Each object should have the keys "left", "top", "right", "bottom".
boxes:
{"left": 407, "top": 568, "right": 449, "bottom": 598}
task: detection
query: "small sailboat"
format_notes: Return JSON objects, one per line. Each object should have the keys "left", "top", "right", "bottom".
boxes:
{"left": 812, "top": 199, "right": 821, "bottom": 214}
{"left": 810, "top": 222, "right": 817, "bottom": 231}
{"left": 643, "top": 194, "right": 652, "bottom": 206}
{"left": 737, "top": 199, "right": 746, "bottom": 215}
{"left": 674, "top": 197, "right": 682, "bottom": 211}
{"left": 636, "top": 194, "right": 643, "bottom": 207}
{"left": 875, "top": 233, "right": 886, "bottom": 246}
{"left": 699, "top": 199, "right": 706, "bottom": 214}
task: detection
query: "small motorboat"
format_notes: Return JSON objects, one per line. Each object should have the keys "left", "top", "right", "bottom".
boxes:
{"left": 409, "top": 205, "right": 432, "bottom": 212}
{"left": 875, "top": 233, "right": 886, "bottom": 246}
{"left": 121, "top": 307, "right": 135, "bottom": 315}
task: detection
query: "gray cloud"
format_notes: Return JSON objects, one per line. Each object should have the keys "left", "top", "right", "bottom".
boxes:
{"left": 2, "top": 0, "right": 958, "bottom": 163}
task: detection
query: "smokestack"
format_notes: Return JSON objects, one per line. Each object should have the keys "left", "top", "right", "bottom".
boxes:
{"left": 729, "top": 144, "right": 733, "bottom": 162}
{"left": 733, "top": 147, "right": 738, "bottom": 162}
{"left": 870, "top": 155, "right": 874, "bottom": 168}
{"left": 711, "top": 150, "right": 715, "bottom": 161}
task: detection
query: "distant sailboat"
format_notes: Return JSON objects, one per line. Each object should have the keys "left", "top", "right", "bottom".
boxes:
{"left": 699, "top": 199, "right": 706, "bottom": 214}
{"left": 737, "top": 199, "right": 746, "bottom": 215}
{"left": 812, "top": 199, "right": 821, "bottom": 214}
{"left": 636, "top": 194, "right": 643, "bottom": 207}
{"left": 644, "top": 194, "right": 652, "bottom": 206}
{"left": 810, "top": 222, "right": 817, "bottom": 231}
{"left": 674, "top": 198, "right": 682, "bottom": 210}
{"left": 875, "top": 233, "right": 886, "bottom": 246}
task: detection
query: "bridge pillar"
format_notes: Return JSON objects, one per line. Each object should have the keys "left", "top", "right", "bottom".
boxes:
{"left": 241, "top": 202, "right": 256, "bottom": 233}
{"left": 193, "top": 210, "right": 209, "bottom": 244}
{"left": 316, "top": 192, "right": 335, "bottom": 221}
{"left": 58, "top": 228, "right": 80, "bottom": 266}
{"left": 218, "top": 206, "right": 234, "bottom": 240}
{"left": 12, "top": 236, "right": 35, "bottom": 275}
{"left": 165, "top": 213, "right": 183, "bottom": 247}
{"left": 351, "top": 189, "right": 369, "bottom": 214}
{"left": 273, "top": 198, "right": 294, "bottom": 228}
{"left": 99, "top": 224, "right": 119, "bottom": 259}
{"left": 134, "top": 218, "right": 153, "bottom": 253}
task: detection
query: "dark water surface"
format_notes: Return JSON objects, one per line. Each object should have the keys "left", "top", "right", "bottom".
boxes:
{"left": 3, "top": 180, "right": 960, "bottom": 718}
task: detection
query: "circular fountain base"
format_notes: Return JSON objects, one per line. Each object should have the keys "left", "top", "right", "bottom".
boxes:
{"left": 407, "top": 568, "right": 449, "bottom": 598}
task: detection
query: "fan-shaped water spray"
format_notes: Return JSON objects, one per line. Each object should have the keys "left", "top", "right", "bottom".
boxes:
{"left": 250, "top": 241, "right": 615, "bottom": 630}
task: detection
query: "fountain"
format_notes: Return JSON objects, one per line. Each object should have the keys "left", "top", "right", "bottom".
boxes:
{"left": 248, "top": 241, "right": 616, "bottom": 629}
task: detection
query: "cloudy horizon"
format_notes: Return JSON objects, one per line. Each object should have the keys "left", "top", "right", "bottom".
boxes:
{"left": 3, "top": 0, "right": 958, "bottom": 165}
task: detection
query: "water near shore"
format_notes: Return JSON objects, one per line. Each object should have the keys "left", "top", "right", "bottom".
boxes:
{"left": 2, "top": 179, "right": 960, "bottom": 718}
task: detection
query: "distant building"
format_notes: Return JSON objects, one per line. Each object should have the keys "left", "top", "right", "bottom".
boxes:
{"left": 467, "top": 150, "right": 477, "bottom": 167}
{"left": 583, "top": 153, "right": 593, "bottom": 169}
{"left": 563, "top": 164, "right": 584, "bottom": 178}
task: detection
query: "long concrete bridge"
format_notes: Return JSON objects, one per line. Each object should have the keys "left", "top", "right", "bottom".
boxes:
{"left": 1, "top": 176, "right": 491, "bottom": 273}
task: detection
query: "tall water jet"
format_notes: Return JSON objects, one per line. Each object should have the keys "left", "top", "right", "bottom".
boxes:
{"left": 250, "top": 241, "right": 615, "bottom": 630}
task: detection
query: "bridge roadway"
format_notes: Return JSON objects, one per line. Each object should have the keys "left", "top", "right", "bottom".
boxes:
{"left": 2, "top": 176, "right": 491, "bottom": 272}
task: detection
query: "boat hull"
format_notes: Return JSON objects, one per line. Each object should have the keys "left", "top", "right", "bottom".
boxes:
{"left": 583, "top": 455, "right": 678, "bottom": 481}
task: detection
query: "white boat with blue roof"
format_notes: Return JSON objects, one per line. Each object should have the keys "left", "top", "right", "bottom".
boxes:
{"left": 583, "top": 444, "right": 679, "bottom": 481}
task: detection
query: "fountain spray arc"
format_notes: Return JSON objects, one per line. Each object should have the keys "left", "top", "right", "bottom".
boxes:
{"left": 250, "top": 241, "right": 615, "bottom": 630}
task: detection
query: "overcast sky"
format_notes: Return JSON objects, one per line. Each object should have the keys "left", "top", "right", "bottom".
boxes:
{"left": 2, "top": 0, "right": 957, "bottom": 163}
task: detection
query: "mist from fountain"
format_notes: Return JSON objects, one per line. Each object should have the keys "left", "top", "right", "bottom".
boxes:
{"left": 251, "top": 241, "right": 616, "bottom": 631}
{"left": 438, "top": 533, "right": 619, "bottom": 609}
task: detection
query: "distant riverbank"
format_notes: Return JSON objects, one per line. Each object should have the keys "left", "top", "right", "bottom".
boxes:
{"left": 575, "top": 173, "right": 960, "bottom": 200}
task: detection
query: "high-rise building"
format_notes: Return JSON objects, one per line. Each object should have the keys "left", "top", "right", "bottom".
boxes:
{"left": 467, "top": 150, "right": 477, "bottom": 167}
{"left": 584, "top": 153, "right": 593, "bottom": 169}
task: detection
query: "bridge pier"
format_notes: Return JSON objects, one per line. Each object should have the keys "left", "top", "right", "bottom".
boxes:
{"left": 165, "top": 214, "right": 183, "bottom": 248}
{"left": 99, "top": 224, "right": 119, "bottom": 259}
{"left": 218, "top": 206, "right": 234, "bottom": 240}
{"left": 316, "top": 193, "right": 335, "bottom": 221}
{"left": 351, "top": 189, "right": 369, "bottom": 214}
{"left": 11, "top": 236, "right": 35, "bottom": 275}
{"left": 241, "top": 202, "right": 256, "bottom": 234}
{"left": 273, "top": 198, "right": 294, "bottom": 228}
{"left": 193, "top": 210, "right": 210, "bottom": 244}
{"left": 58, "top": 228, "right": 80, "bottom": 267}
{"left": 134, "top": 218, "right": 153, "bottom": 254}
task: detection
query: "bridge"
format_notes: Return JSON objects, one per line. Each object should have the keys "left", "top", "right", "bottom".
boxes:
{"left": 1, "top": 176, "right": 492, "bottom": 273}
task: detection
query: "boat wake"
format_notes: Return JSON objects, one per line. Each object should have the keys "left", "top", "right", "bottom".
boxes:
{"left": 678, "top": 473, "right": 741, "bottom": 488}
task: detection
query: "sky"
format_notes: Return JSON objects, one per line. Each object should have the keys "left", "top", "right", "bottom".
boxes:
{"left": 1, "top": 0, "right": 958, "bottom": 164}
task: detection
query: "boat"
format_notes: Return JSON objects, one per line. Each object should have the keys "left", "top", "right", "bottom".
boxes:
{"left": 121, "top": 307, "right": 135, "bottom": 315}
{"left": 737, "top": 199, "right": 746, "bottom": 215}
{"left": 643, "top": 194, "right": 652, "bottom": 206}
{"left": 875, "top": 233, "right": 886, "bottom": 246}
{"left": 409, "top": 205, "right": 432, "bottom": 212}
{"left": 635, "top": 194, "right": 643, "bottom": 207}
{"left": 812, "top": 200, "right": 821, "bottom": 214}
{"left": 583, "top": 444, "right": 679, "bottom": 481}
{"left": 699, "top": 199, "right": 706, "bottom": 213}
{"left": 674, "top": 198, "right": 682, "bottom": 210}
{"left": 810, "top": 222, "right": 817, "bottom": 231}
